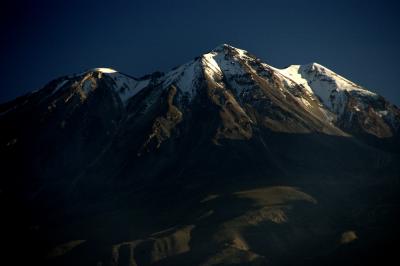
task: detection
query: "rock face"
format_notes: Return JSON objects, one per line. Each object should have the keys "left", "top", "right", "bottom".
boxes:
{"left": 0, "top": 44, "right": 399, "bottom": 266}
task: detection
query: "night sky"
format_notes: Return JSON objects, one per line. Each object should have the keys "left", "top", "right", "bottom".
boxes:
{"left": 1, "top": 0, "right": 399, "bottom": 105}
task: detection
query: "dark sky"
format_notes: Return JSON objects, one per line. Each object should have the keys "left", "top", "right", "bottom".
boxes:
{"left": 1, "top": 0, "right": 399, "bottom": 105}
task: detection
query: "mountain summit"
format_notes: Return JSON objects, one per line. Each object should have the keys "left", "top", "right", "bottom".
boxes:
{"left": 4, "top": 44, "right": 396, "bottom": 140}
{"left": 1, "top": 45, "right": 399, "bottom": 266}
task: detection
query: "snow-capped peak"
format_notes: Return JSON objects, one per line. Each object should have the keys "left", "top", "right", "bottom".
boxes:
{"left": 86, "top": 68, "right": 152, "bottom": 104}
{"left": 211, "top": 43, "right": 249, "bottom": 57}
{"left": 275, "top": 62, "right": 378, "bottom": 115}
{"left": 51, "top": 67, "right": 151, "bottom": 106}
{"left": 4, "top": 44, "right": 399, "bottom": 141}
{"left": 50, "top": 45, "right": 391, "bottom": 129}
{"left": 91, "top": 67, "right": 118, "bottom": 73}
{"left": 300, "top": 62, "right": 375, "bottom": 96}
{"left": 158, "top": 44, "right": 255, "bottom": 101}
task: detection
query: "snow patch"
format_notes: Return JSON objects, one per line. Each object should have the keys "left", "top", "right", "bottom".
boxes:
{"left": 92, "top": 68, "right": 117, "bottom": 73}
{"left": 273, "top": 65, "right": 313, "bottom": 95}
{"left": 275, "top": 62, "right": 378, "bottom": 116}
{"left": 161, "top": 59, "right": 202, "bottom": 99}
{"left": 202, "top": 53, "right": 223, "bottom": 77}
{"left": 210, "top": 49, "right": 256, "bottom": 96}
{"left": 76, "top": 70, "right": 151, "bottom": 105}
{"left": 104, "top": 72, "right": 151, "bottom": 105}
{"left": 116, "top": 77, "right": 150, "bottom": 104}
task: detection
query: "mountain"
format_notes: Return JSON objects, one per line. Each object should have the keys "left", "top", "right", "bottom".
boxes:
{"left": 0, "top": 44, "right": 399, "bottom": 266}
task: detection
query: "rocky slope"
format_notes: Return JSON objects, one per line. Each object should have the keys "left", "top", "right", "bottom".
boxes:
{"left": 0, "top": 44, "right": 399, "bottom": 266}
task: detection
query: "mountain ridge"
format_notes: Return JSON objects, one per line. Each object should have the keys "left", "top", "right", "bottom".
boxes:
{"left": 2, "top": 43, "right": 398, "bottom": 140}
{"left": 0, "top": 44, "right": 399, "bottom": 266}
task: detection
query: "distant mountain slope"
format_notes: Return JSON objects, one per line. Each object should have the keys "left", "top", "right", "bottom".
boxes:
{"left": 0, "top": 44, "right": 399, "bottom": 266}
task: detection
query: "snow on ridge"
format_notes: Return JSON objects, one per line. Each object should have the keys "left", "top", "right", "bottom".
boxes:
{"left": 176, "top": 60, "right": 201, "bottom": 96}
{"left": 274, "top": 62, "right": 378, "bottom": 115}
{"left": 159, "top": 46, "right": 240, "bottom": 100}
{"left": 210, "top": 50, "right": 255, "bottom": 96}
{"left": 91, "top": 67, "right": 118, "bottom": 73}
{"left": 202, "top": 52, "right": 223, "bottom": 77}
{"left": 108, "top": 72, "right": 150, "bottom": 104}
{"left": 273, "top": 65, "right": 314, "bottom": 95}
{"left": 300, "top": 62, "right": 377, "bottom": 114}
{"left": 82, "top": 68, "right": 152, "bottom": 104}
{"left": 161, "top": 59, "right": 202, "bottom": 98}
{"left": 155, "top": 44, "right": 257, "bottom": 100}
{"left": 70, "top": 69, "right": 151, "bottom": 105}
{"left": 302, "top": 63, "right": 376, "bottom": 95}
{"left": 211, "top": 44, "right": 252, "bottom": 60}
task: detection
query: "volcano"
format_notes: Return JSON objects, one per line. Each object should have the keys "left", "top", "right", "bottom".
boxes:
{"left": 1, "top": 44, "right": 399, "bottom": 266}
